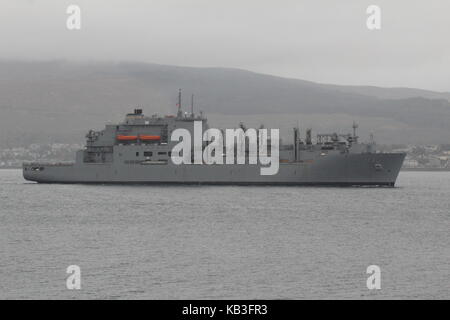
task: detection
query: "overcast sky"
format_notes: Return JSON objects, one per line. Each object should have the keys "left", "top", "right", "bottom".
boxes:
{"left": 1, "top": 0, "right": 449, "bottom": 91}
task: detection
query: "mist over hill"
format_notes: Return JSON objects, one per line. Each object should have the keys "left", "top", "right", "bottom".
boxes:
{"left": 0, "top": 60, "right": 449, "bottom": 147}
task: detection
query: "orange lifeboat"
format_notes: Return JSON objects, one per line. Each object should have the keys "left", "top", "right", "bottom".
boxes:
{"left": 139, "top": 135, "right": 161, "bottom": 141}
{"left": 117, "top": 135, "right": 138, "bottom": 141}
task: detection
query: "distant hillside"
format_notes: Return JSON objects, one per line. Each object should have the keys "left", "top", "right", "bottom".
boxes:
{"left": 322, "top": 84, "right": 450, "bottom": 101}
{"left": 0, "top": 60, "right": 449, "bottom": 147}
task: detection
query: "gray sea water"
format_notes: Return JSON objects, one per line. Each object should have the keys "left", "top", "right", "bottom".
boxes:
{"left": 0, "top": 169, "right": 449, "bottom": 299}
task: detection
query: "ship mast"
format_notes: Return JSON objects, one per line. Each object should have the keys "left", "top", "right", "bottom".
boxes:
{"left": 352, "top": 121, "right": 359, "bottom": 143}
{"left": 293, "top": 127, "right": 299, "bottom": 161}
{"left": 177, "top": 89, "right": 182, "bottom": 118}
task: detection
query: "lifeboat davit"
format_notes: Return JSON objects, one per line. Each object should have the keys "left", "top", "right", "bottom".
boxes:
{"left": 139, "top": 135, "right": 161, "bottom": 141}
{"left": 117, "top": 135, "right": 138, "bottom": 141}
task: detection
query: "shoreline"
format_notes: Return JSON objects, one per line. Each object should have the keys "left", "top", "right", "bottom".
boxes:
{"left": 401, "top": 168, "right": 450, "bottom": 172}
{"left": 2, "top": 167, "right": 450, "bottom": 172}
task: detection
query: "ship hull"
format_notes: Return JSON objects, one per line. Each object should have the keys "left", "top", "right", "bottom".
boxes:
{"left": 23, "top": 153, "right": 405, "bottom": 187}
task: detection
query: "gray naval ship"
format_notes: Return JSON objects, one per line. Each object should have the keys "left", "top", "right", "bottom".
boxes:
{"left": 23, "top": 100, "right": 405, "bottom": 186}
